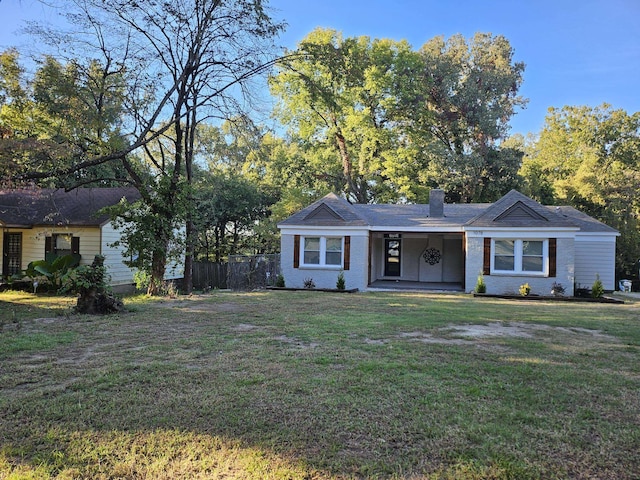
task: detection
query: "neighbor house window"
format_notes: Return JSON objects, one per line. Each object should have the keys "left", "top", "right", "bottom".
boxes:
{"left": 54, "top": 234, "right": 73, "bottom": 256}
{"left": 302, "top": 236, "right": 343, "bottom": 267}
{"left": 492, "top": 239, "right": 546, "bottom": 274}
{"left": 45, "top": 234, "right": 80, "bottom": 258}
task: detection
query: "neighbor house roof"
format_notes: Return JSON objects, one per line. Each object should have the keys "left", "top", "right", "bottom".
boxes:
{"left": 0, "top": 187, "right": 141, "bottom": 228}
{"left": 278, "top": 190, "right": 618, "bottom": 234}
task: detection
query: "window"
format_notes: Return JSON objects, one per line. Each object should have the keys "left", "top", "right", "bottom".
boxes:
{"left": 45, "top": 234, "right": 79, "bottom": 259}
{"left": 492, "top": 239, "right": 546, "bottom": 274}
{"left": 301, "top": 236, "right": 343, "bottom": 267}
{"left": 54, "top": 234, "right": 73, "bottom": 256}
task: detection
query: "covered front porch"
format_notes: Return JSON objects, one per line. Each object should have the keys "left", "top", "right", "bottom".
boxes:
{"left": 368, "top": 232, "right": 466, "bottom": 291}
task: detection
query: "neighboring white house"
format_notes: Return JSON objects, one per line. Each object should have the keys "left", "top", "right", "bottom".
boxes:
{"left": 278, "top": 189, "right": 619, "bottom": 295}
{"left": 0, "top": 187, "right": 183, "bottom": 288}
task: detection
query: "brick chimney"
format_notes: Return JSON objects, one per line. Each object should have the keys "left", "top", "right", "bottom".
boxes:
{"left": 429, "top": 189, "right": 444, "bottom": 218}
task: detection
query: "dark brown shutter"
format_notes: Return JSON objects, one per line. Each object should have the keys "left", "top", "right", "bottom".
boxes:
{"left": 343, "top": 236, "right": 351, "bottom": 271}
{"left": 548, "top": 238, "right": 557, "bottom": 278}
{"left": 71, "top": 236, "right": 80, "bottom": 255}
{"left": 483, "top": 238, "right": 491, "bottom": 275}
{"left": 293, "top": 235, "right": 300, "bottom": 268}
{"left": 45, "top": 236, "right": 53, "bottom": 254}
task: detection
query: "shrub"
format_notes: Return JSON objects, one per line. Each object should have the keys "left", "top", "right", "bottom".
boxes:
{"left": 475, "top": 274, "right": 486, "bottom": 294}
{"left": 133, "top": 270, "right": 152, "bottom": 292}
{"left": 61, "top": 255, "right": 124, "bottom": 314}
{"left": 591, "top": 274, "right": 605, "bottom": 298}
{"left": 336, "top": 270, "right": 346, "bottom": 290}
{"left": 275, "top": 274, "right": 285, "bottom": 288}
{"left": 519, "top": 283, "right": 531, "bottom": 296}
{"left": 303, "top": 277, "right": 315, "bottom": 289}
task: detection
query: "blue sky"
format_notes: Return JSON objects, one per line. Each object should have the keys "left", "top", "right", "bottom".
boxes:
{"left": 2, "top": 0, "right": 639, "bottom": 136}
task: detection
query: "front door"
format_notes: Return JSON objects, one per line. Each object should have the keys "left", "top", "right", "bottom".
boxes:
{"left": 384, "top": 238, "right": 401, "bottom": 276}
{"left": 3, "top": 232, "right": 22, "bottom": 277}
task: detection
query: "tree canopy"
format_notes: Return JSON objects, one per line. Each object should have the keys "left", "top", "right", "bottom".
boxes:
{"left": 270, "top": 28, "right": 527, "bottom": 203}
{"left": 520, "top": 104, "right": 640, "bottom": 277}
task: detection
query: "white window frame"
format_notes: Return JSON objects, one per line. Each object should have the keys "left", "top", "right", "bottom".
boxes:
{"left": 491, "top": 238, "right": 548, "bottom": 275}
{"left": 301, "top": 236, "right": 344, "bottom": 268}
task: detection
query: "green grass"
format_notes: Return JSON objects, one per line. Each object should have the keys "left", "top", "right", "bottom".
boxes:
{"left": 1, "top": 290, "right": 639, "bottom": 479}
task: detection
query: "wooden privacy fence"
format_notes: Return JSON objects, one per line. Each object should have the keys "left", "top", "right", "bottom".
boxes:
{"left": 192, "top": 255, "right": 281, "bottom": 291}
{"left": 192, "top": 262, "right": 228, "bottom": 290}
{"left": 227, "top": 254, "right": 281, "bottom": 291}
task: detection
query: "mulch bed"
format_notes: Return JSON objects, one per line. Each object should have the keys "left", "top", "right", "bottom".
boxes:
{"left": 266, "top": 286, "right": 359, "bottom": 293}
{"left": 474, "top": 293, "right": 624, "bottom": 304}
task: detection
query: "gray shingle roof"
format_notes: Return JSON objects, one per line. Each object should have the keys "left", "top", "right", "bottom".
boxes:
{"left": 278, "top": 193, "right": 369, "bottom": 227}
{"left": 0, "top": 188, "right": 141, "bottom": 228}
{"left": 278, "top": 190, "right": 618, "bottom": 234}
{"left": 465, "top": 190, "right": 577, "bottom": 229}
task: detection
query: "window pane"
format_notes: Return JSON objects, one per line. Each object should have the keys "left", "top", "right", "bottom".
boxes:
{"left": 304, "top": 251, "right": 320, "bottom": 264}
{"left": 56, "top": 234, "right": 72, "bottom": 250}
{"left": 304, "top": 237, "right": 320, "bottom": 250}
{"left": 326, "top": 238, "right": 342, "bottom": 252}
{"left": 495, "top": 256, "right": 515, "bottom": 271}
{"left": 522, "top": 256, "right": 543, "bottom": 272}
{"left": 523, "top": 241, "right": 542, "bottom": 256}
{"left": 325, "top": 251, "right": 342, "bottom": 265}
{"left": 494, "top": 240, "right": 514, "bottom": 255}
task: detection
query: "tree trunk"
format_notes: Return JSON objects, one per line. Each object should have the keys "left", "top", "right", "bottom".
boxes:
{"left": 335, "top": 130, "right": 368, "bottom": 203}
{"left": 183, "top": 218, "right": 194, "bottom": 294}
{"left": 148, "top": 249, "right": 167, "bottom": 296}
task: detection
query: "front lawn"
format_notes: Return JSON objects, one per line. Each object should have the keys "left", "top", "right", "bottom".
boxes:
{"left": 1, "top": 290, "right": 638, "bottom": 479}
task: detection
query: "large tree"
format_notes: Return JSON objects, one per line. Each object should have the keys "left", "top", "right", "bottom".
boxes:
{"left": 270, "top": 29, "right": 526, "bottom": 204}
{"left": 0, "top": 49, "right": 128, "bottom": 187}
{"left": 520, "top": 104, "right": 640, "bottom": 278}
{"left": 14, "top": 0, "right": 283, "bottom": 294}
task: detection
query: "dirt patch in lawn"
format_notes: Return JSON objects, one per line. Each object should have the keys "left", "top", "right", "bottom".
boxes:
{"left": 167, "top": 300, "right": 245, "bottom": 313}
{"left": 444, "top": 322, "right": 617, "bottom": 341}
{"left": 394, "top": 322, "right": 620, "bottom": 351}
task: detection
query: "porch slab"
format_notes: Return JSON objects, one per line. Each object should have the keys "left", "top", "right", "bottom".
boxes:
{"left": 367, "top": 280, "right": 464, "bottom": 292}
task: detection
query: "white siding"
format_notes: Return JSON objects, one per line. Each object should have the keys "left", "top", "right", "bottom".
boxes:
{"left": 101, "top": 221, "right": 136, "bottom": 285}
{"left": 574, "top": 236, "right": 616, "bottom": 291}
{"left": 101, "top": 221, "right": 184, "bottom": 285}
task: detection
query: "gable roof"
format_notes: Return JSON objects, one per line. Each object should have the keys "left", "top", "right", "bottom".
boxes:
{"left": 0, "top": 187, "right": 141, "bottom": 228}
{"left": 465, "top": 190, "right": 577, "bottom": 229}
{"left": 278, "top": 190, "right": 618, "bottom": 235}
{"left": 278, "top": 193, "right": 369, "bottom": 227}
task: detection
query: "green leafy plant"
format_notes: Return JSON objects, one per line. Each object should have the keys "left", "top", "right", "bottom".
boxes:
{"left": 22, "top": 254, "right": 81, "bottom": 291}
{"left": 475, "top": 274, "right": 486, "bottom": 294}
{"left": 591, "top": 274, "right": 604, "bottom": 298}
{"left": 336, "top": 270, "right": 346, "bottom": 290}
{"left": 61, "top": 255, "right": 123, "bottom": 314}
{"left": 519, "top": 283, "right": 531, "bottom": 296}
{"left": 133, "top": 270, "right": 152, "bottom": 292}
{"left": 61, "top": 255, "right": 109, "bottom": 296}
{"left": 275, "top": 273, "right": 286, "bottom": 288}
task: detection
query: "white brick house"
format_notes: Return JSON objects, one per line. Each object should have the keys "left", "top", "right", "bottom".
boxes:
{"left": 278, "top": 189, "right": 619, "bottom": 295}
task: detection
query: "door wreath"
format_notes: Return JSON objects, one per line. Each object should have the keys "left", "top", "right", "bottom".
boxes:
{"left": 423, "top": 247, "right": 441, "bottom": 265}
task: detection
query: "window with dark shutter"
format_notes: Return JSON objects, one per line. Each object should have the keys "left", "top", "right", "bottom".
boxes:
{"left": 71, "top": 237, "right": 80, "bottom": 255}
{"left": 483, "top": 238, "right": 491, "bottom": 275}
{"left": 343, "top": 236, "right": 350, "bottom": 271}
{"left": 293, "top": 235, "right": 300, "bottom": 268}
{"left": 548, "top": 238, "right": 557, "bottom": 278}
